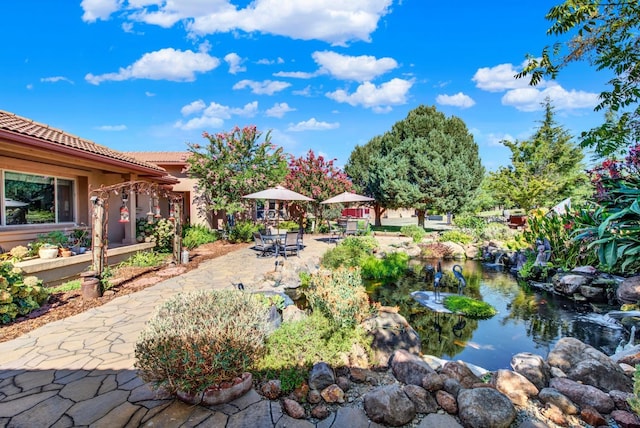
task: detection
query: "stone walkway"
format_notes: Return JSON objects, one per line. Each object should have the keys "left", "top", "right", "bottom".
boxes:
{"left": 0, "top": 235, "right": 427, "bottom": 428}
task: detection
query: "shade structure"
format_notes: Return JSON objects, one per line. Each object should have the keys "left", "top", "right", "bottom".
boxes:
{"left": 320, "top": 191, "right": 374, "bottom": 204}
{"left": 5, "top": 199, "right": 29, "bottom": 208}
{"left": 243, "top": 185, "right": 314, "bottom": 202}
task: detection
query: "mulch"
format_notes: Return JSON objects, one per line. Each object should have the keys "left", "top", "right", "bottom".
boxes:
{"left": 0, "top": 241, "right": 249, "bottom": 343}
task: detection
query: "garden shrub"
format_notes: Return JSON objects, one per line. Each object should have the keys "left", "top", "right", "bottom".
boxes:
{"left": 481, "top": 222, "right": 515, "bottom": 242}
{"left": 454, "top": 213, "right": 486, "bottom": 237}
{"left": 400, "top": 225, "right": 426, "bottom": 243}
{"left": 253, "top": 312, "right": 372, "bottom": 393}
{"left": 228, "top": 220, "right": 259, "bottom": 243}
{"left": 182, "top": 225, "right": 218, "bottom": 249}
{"left": 306, "top": 267, "right": 373, "bottom": 328}
{"left": 153, "top": 218, "right": 175, "bottom": 252}
{"left": 118, "top": 251, "right": 167, "bottom": 268}
{"left": 320, "top": 236, "right": 378, "bottom": 269}
{"left": 135, "top": 290, "right": 270, "bottom": 394}
{"left": 439, "top": 230, "right": 474, "bottom": 245}
{"left": 420, "top": 242, "right": 453, "bottom": 259}
{"left": 0, "top": 263, "right": 49, "bottom": 324}
{"left": 443, "top": 295, "right": 497, "bottom": 319}
{"left": 361, "top": 252, "right": 409, "bottom": 280}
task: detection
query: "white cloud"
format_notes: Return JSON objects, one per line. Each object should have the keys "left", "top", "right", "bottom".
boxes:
{"left": 258, "top": 57, "right": 285, "bottom": 65}
{"left": 472, "top": 62, "right": 535, "bottom": 92}
{"left": 181, "top": 99, "right": 206, "bottom": 116}
{"left": 273, "top": 71, "right": 317, "bottom": 79}
{"left": 312, "top": 51, "right": 397, "bottom": 82}
{"left": 287, "top": 118, "right": 339, "bottom": 132}
{"left": 82, "top": 0, "right": 393, "bottom": 45}
{"left": 40, "top": 76, "right": 74, "bottom": 84}
{"left": 233, "top": 79, "right": 291, "bottom": 95}
{"left": 266, "top": 102, "right": 295, "bottom": 118}
{"left": 175, "top": 101, "right": 258, "bottom": 130}
{"left": 85, "top": 48, "right": 220, "bottom": 85}
{"left": 122, "top": 22, "right": 134, "bottom": 33}
{"left": 26, "top": 84, "right": 33, "bottom": 90}
{"left": 293, "top": 85, "right": 312, "bottom": 96}
{"left": 145, "top": 91, "right": 155, "bottom": 97}
{"left": 81, "top": 0, "right": 121, "bottom": 22}
{"left": 95, "top": 124, "right": 127, "bottom": 131}
{"left": 436, "top": 92, "right": 475, "bottom": 109}
{"left": 326, "top": 78, "right": 413, "bottom": 111}
{"left": 502, "top": 82, "right": 600, "bottom": 112}
{"left": 224, "top": 52, "right": 246, "bottom": 74}
{"left": 486, "top": 133, "right": 515, "bottom": 147}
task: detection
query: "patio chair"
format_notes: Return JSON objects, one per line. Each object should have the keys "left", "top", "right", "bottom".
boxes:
{"left": 356, "top": 219, "right": 369, "bottom": 236}
{"left": 252, "top": 232, "right": 275, "bottom": 257}
{"left": 326, "top": 220, "right": 344, "bottom": 243}
{"left": 278, "top": 231, "right": 300, "bottom": 259}
{"left": 344, "top": 219, "right": 358, "bottom": 237}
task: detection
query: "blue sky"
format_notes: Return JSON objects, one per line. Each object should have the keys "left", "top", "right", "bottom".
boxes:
{"left": 3, "top": 1, "right": 606, "bottom": 171}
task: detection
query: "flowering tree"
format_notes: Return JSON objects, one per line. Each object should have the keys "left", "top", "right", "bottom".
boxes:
{"left": 186, "top": 126, "right": 287, "bottom": 228}
{"left": 285, "top": 150, "right": 353, "bottom": 232}
{"left": 574, "top": 143, "right": 640, "bottom": 272}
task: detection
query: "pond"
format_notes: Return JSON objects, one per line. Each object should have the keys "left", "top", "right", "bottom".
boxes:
{"left": 367, "top": 259, "right": 628, "bottom": 371}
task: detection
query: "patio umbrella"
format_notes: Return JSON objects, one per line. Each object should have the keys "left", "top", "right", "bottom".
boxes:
{"left": 242, "top": 185, "right": 313, "bottom": 231}
{"left": 320, "top": 191, "right": 374, "bottom": 204}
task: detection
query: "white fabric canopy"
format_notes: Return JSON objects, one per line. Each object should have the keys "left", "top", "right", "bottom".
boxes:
{"left": 320, "top": 191, "right": 374, "bottom": 204}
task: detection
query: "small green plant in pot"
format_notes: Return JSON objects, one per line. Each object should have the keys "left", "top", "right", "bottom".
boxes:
{"left": 135, "top": 290, "right": 270, "bottom": 405}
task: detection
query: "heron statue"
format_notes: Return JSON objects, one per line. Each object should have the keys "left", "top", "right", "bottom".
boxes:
{"left": 433, "top": 261, "right": 443, "bottom": 303}
{"left": 453, "top": 264, "right": 466, "bottom": 295}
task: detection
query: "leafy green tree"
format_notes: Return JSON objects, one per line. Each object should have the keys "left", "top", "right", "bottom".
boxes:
{"left": 488, "top": 100, "right": 590, "bottom": 211}
{"left": 285, "top": 150, "right": 353, "bottom": 232}
{"left": 517, "top": 0, "right": 640, "bottom": 157}
{"left": 347, "top": 105, "right": 483, "bottom": 226}
{"left": 186, "top": 126, "right": 287, "bottom": 228}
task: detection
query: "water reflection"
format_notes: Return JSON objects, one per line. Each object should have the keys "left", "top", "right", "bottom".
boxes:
{"left": 367, "top": 259, "right": 625, "bottom": 371}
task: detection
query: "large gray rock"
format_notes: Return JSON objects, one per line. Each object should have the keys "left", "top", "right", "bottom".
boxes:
{"left": 549, "top": 377, "right": 615, "bottom": 414}
{"left": 538, "top": 387, "right": 579, "bottom": 415}
{"left": 439, "top": 361, "right": 482, "bottom": 388}
{"left": 491, "top": 369, "right": 538, "bottom": 406}
{"left": 363, "top": 384, "right": 416, "bottom": 427}
{"left": 390, "top": 350, "right": 436, "bottom": 386}
{"left": 511, "top": 352, "right": 550, "bottom": 390}
{"left": 617, "top": 276, "right": 640, "bottom": 305}
{"left": 553, "top": 273, "right": 589, "bottom": 295}
{"left": 402, "top": 384, "right": 437, "bottom": 414}
{"left": 362, "top": 310, "right": 421, "bottom": 367}
{"left": 308, "top": 362, "right": 335, "bottom": 391}
{"left": 547, "top": 337, "right": 633, "bottom": 392}
{"left": 457, "top": 388, "right": 515, "bottom": 428}
{"left": 416, "top": 413, "right": 463, "bottom": 428}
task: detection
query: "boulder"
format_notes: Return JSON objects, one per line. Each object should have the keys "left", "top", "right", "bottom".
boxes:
{"left": 422, "top": 372, "right": 445, "bottom": 392}
{"left": 538, "top": 387, "right": 579, "bottom": 415}
{"left": 439, "top": 361, "right": 482, "bottom": 388}
{"left": 390, "top": 349, "right": 436, "bottom": 386}
{"left": 580, "top": 406, "right": 607, "bottom": 427}
{"left": 611, "top": 410, "right": 640, "bottom": 428}
{"left": 363, "top": 384, "right": 416, "bottom": 427}
{"left": 308, "top": 362, "right": 335, "bottom": 391}
{"left": 491, "top": 369, "right": 538, "bottom": 406}
{"left": 362, "top": 310, "right": 421, "bottom": 367}
{"left": 572, "top": 266, "right": 597, "bottom": 275}
{"left": 547, "top": 337, "right": 633, "bottom": 392}
{"left": 320, "top": 384, "right": 344, "bottom": 403}
{"left": 457, "top": 388, "right": 515, "bottom": 428}
{"left": 553, "top": 273, "right": 589, "bottom": 295}
{"left": 402, "top": 384, "right": 438, "bottom": 414}
{"left": 260, "top": 379, "right": 281, "bottom": 400}
{"left": 283, "top": 398, "right": 306, "bottom": 419}
{"left": 510, "top": 352, "right": 550, "bottom": 390}
{"left": 549, "top": 377, "right": 614, "bottom": 414}
{"left": 435, "top": 390, "right": 458, "bottom": 414}
{"left": 618, "top": 276, "right": 640, "bottom": 305}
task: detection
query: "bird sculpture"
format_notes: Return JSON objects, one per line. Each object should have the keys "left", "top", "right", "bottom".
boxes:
{"left": 453, "top": 265, "right": 466, "bottom": 295}
{"left": 434, "top": 261, "right": 443, "bottom": 303}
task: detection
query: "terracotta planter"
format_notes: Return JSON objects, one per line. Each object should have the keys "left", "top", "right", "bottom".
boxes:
{"left": 38, "top": 247, "right": 59, "bottom": 259}
{"left": 176, "top": 372, "right": 253, "bottom": 406}
{"left": 60, "top": 249, "right": 72, "bottom": 257}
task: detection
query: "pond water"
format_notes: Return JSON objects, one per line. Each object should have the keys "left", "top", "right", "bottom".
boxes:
{"left": 367, "top": 259, "right": 629, "bottom": 371}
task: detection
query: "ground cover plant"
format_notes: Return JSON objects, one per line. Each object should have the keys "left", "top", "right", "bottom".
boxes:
{"left": 443, "top": 294, "right": 497, "bottom": 319}
{"left": 400, "top": 224, "right": 426, "bottom": 243}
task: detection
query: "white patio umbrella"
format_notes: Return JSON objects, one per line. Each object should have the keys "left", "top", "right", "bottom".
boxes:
{"left": 320, "top": 191, "right": 374, "bottom": 204}
{"left": 242, "top": 185, "right": 314, "bottom": 231}
{"left": 5, "top": 199, "right": 29, "bottom": 208}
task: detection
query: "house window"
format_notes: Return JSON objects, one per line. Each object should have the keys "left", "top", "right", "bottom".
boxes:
{"left": 3, "top": 171, "right": 75, "bottom": 225}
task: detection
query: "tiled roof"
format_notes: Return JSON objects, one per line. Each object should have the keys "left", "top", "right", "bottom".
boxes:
{"left": 123, "top": 151, "right": 191, "bottom": 164}
{"left": 0, "top": 110, "right": 165, "bottom": 173}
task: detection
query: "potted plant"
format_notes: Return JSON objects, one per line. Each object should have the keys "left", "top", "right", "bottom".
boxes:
{"left": 38, "top": 243, "right": 59, "bottom": 259}
{"left": 70, "top": 227, "right": 90, "bottom": 254}
{"left": 32, "top": 231, "right": 70, "bottom": 259}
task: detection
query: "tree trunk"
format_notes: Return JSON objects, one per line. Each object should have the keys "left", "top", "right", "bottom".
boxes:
{"left": 91, "top": 197, "right": 105, "bottom": 275}
{"left": 373, "top": 204, "right": 385, "bottom": 227}
{"left": 416, "top": 209, "right": 426, "bottom": 227}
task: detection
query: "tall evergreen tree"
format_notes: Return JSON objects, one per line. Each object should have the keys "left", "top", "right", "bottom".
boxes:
{"left": 346, "top": 105, "right": 484, "bottom": 226}
{"left": 488, "top": 100, "right": 590, "bottom": 211}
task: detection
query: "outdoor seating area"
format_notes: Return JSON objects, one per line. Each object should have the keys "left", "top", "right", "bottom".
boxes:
{"left": 252, "top": 230, "right": 302, "bottom": 258}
